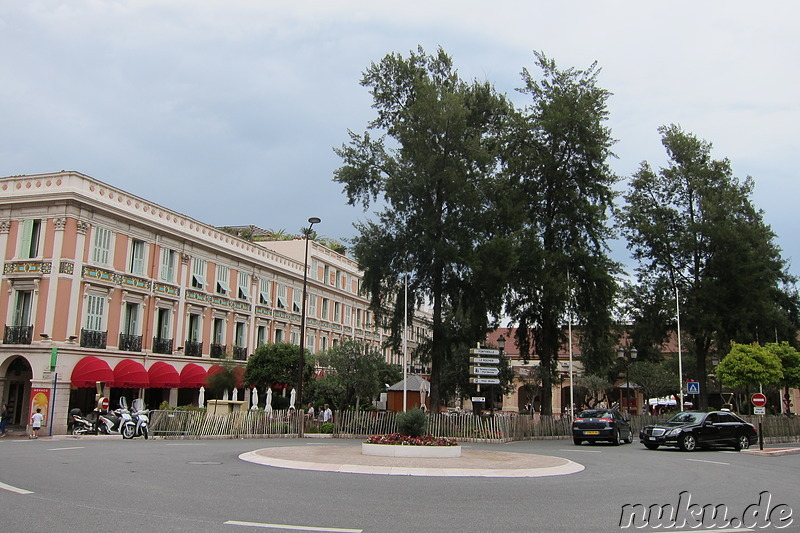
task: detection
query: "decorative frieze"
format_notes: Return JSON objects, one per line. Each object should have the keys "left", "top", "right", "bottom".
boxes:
{"left": 4, "top": 261, "right": 52, "bottom": 276}
{"left": 0, "top": 220, "right": 10, "bottom": 234}
{"left": 59, "top": 261, "right": 74, "bottom": 275}
{"left": 53, "top": 217, "right": 67, "bottom": 231}
{"left": 82, "top": 265, "right": 155, "bottom": 293}
{"left": 154, "top": 282, "right": 180, "bottom": 297}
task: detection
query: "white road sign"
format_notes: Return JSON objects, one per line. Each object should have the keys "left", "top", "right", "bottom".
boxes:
{"left": 471, "top": 397, "right": 486, "bottom": 403}
{"left": 469, "top": 357, "right": 500, "bottom": 365}
{"left": 470, "top": 366, "right": 500, "bottom": 376}
{"left": 470, "top": 348, "right": 500, "bottom": 356}
{"left": 469, "top": 377, "right": 501, "bottom": 385}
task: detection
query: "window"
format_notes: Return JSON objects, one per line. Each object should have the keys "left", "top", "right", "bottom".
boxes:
{"left": 191, "top": 258, "right": 207, "bottom": 290}
{"left": 235, "top": 322, "right": 247, "bottom": 347}
{"left": 259, "top": 278, "right": 271, "bottom": 306}
{"left": 123, "top": 302, "right": 139, "bottom": 334}
{"left": 20, "top": 219, "right": 42, "bottom": 259}
{"left": 129, "top": 239, "right": 146, "bottom": 275}
{"left": 292, "top": 288, "right": 301, "bottom": 313}
{"left": 305, "top": 332, "right": 315, "bottom": 353}
{"left": 322, "top": 298, "right": 329, "bottom": 320}
{"left": 238, "top": 272, "right": 250, "bottom": 300}
{"left": 216, "top": 265, "right": 230, "bottom": 295}
{"left": 212, "top": 318, "right": 225, "bottom": 344}
{"left": 275, "top": 328, "right": 283, "bottom": 343}
{"left": 92, "top": 226, "right": 112, "bottom": 265}
{"left": 160, "top": 248, "right": 176, "bottom": 282}
{"left": 276, "top": 284, "right": 287, "bottom": 309}
{"left": 356, "top": 309, "right": 362, "bottom": 328}
{"left": 290, "top": 329, "right": 300, "bottom": 345}
{"left": 256, "top": 325, "right": 267, "bottom": 348}
{"left": 86, "top": 294, "right": 105, "bottom": 331}
{"left": 320, "top": 336, "right": 328, "bottom": 351}
{"left": 323, "top": 265, "right": 330, "bottom": 285}
{"left": 311, "top": 259, "right": 320, "bottom": 281}
{"left": 334, "top": 302, "right": 341, "bottom": 323}
{"left": 13, "top": 290, "right": 33, "bottom": 326}
{"left": 308, "top": 294, "right": 317, "bottom": 318}
{"left": 344, "top": 304, "right": 351, "bottom": 326}
{"left": 188, "top": 314, "right": 201, "bottom": 342}
{"left": 156, "top": 308, "right": 171, "bottom": 340}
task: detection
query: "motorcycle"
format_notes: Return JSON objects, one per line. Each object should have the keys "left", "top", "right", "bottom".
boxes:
{"left": 68, "top": 408, "right": 97, "bottom": 436}
{"left": 130, "top": 399, "right": 149, "bottom": 439}
{"left": 96, "top": 397, "right": 135, "bottom": 439}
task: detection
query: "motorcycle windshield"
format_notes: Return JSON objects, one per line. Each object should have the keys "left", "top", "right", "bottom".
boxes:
{"left": 118, "top": 397, "right": 128, "bottom": 410}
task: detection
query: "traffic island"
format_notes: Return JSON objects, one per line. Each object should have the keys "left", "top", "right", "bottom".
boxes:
{"left": 362, "top": 442, "right": 462, "bottom": 458}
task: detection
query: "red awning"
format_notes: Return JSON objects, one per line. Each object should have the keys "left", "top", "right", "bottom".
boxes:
{"left": 208, "top": 364, "right": 224, "bottom": 376}
{"left": 148, "top": 362, "right": 180, "bottom": 389}
{"left": 179, "top": 363, "right": 207, "bottom": 389}
{"left": 232, "top": 366, "right": 245, "bottom": 388}
{"left": 113, "top": 359, "right": 149, "bottom": 388}
{"left": 71, "top": 356, "right": 114, "bottom": 388}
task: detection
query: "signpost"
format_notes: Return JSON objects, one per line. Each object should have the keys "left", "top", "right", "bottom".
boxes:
{"left": 752, "top": 393, "right": 767, "bottom": 450}
{"left": 470, "top": 348, "right": 500, "bottom": 416}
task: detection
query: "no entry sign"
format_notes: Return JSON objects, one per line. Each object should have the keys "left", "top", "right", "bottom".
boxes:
{"left": 751, "top": 393, "right": 767, "bottom": 407}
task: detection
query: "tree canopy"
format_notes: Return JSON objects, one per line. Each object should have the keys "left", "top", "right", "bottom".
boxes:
{"left": 243, "top": 342, "right": 313, "bottom": 394}
{"left": 716, "top": 342, "right": 783, "bottom": 390}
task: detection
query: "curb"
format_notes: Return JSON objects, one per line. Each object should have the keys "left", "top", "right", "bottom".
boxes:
{"left": 741, "top": 447, "right": 800, "bottom": 457}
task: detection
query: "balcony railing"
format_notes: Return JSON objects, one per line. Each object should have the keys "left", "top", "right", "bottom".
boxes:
{"left": 233, "top": 345, "right": 247, "bottom": 361}
{"left": 4, "top": 325, "right": 33, "bottom": 345}
{"left": 184, "top": 340, "right": 202, "bottom": 357}
{"left": 80, "top": 329, "right": 107, "bottom": 349}
{"left": 119, "top": 333, "right": 142, "bottom": 352}
{"left": 210, "top": 343, "right": 226, "bottom": 358}
{"left": 153, "top": 337, "right": 174, "bottom": 355}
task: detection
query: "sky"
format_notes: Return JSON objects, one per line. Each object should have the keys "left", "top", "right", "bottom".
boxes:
{"left": 2, "top": 1, "right": 798, "bottom": 277}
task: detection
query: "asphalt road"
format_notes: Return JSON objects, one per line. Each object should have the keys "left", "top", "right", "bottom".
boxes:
{"left": 1, "top": 436, "right": 798, "bottom": 533}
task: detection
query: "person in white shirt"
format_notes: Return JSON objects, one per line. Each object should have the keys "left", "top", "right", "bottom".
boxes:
{"left": 30, "top": 408, "right": 44, "bottom": 439}
{"left": 322, "top": 404, "right": 332, "bottom": 423}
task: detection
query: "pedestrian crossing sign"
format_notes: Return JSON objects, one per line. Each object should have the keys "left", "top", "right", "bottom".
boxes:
{"left": 686, "top": 381, "right": 700, "bottom": 395}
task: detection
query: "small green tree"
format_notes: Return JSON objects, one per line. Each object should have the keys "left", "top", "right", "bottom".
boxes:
{"left": 628, "top": 361, "right": 678, "bottom": 408}
{"left": 765, "top": 341, "right": 800, "bottom": 414}
{"left": 575, "top": 374, "right": 611, "bottom": 409}
{"left": 717, "top": 342, "right": 783, "bottom": 390}
{"left": 205, "top": 359, "right": 238, "bottom": 399}
{"left": 243, "top": 342, "right": 313, "bottom": 394}
{"left": 395, "top": 408, "right": 427, "bottom": 437}
{"left": 317, "top": 340, "right": 386, "bottom": 410}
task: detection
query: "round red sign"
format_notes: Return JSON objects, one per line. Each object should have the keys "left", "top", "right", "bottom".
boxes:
{"left": 98, "top": 396, "right": 110, "bottom": 411}
{"left": 751, "top": 393, "right": 767, "bottom": 407}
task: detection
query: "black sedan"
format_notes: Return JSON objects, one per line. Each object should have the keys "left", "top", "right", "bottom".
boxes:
{"left": 572, "top": 409, "right": 633, "bottom": 445}
{"left": 640, "top": 410, "right": 758, "bottom": 451}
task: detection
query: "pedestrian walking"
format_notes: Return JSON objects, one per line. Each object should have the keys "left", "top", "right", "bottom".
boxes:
{"left": 0, "top": 403, "right": 7, "bottom": 437}
{"left": 30, "top": 408, "right": 43, "bottom": 439}
{"left": 321, "top": 404, "right": 332, "bottom": 423}
{"left": 306, "top": 403, "right": 315, "bottom": 420}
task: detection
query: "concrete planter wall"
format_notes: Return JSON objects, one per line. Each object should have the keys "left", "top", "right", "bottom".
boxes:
{"left": 361, "top": 442, "right": 462, "bottom": 458}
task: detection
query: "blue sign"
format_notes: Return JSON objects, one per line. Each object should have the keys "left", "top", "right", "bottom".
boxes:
{"left": 686, "top": 381, "right": 700, "bottom": 395}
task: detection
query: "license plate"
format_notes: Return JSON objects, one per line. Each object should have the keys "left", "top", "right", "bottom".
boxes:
{"left": 584, "top": 431, "right": 599, "bottom": 435}
{"left": 649, "top": 437, "right": 656, "bottom": 441}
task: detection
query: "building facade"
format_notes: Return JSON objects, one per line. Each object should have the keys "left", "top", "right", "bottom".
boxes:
{"left": 0, "top": 171, "right": 429, "bottom": 434}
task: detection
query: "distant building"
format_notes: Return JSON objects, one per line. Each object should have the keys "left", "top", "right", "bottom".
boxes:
{"left": 0, "top": 171, "right": 430, "bottom": 434}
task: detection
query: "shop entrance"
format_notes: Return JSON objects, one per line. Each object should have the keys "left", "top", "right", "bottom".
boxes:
{"left": 3, "top": 356, "right": 33, "bottom": 426}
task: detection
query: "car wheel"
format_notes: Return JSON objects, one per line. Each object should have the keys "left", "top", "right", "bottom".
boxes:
{"left": 643, "top": 442, "right": 659, "bottom": 450}
{"left": 679, "top": 433, "right": 696, "bottom": 452}
{"left": 735, "top": 434, "right": 750, "bottom": 451}
{"left": 624, "top": 429, "right": 633, "bottom": 444}
{"left": 611, "top": 429, "right": 621, "bottom": 446}
{"left": 573, "top": 438, "right": 582, "bottom": 446}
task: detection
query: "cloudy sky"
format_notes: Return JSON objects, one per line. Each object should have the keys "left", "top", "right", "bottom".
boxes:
{"left": 2, "top": 2, "right": 798, "bottom": 276}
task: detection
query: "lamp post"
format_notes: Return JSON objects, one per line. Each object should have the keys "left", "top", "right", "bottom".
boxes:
{"left": 617, "top": 346, "right": 638, "bottom": 414}
{"left": 296, "top": 217, "right": 320, "bottom": 412}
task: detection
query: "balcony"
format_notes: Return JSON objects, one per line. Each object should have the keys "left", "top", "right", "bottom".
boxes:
{"left": 119, "top": 333, "right": 142, "bottom": 352}
{"left": 233, "top": 345, "right": 247, "bottom": 361}
{"left": 184, "top": 340, "right": 202, "bottom": 357}
{"left": 80, "top": 329, "right": 107, "bottom": 349}
{"left": 152, "top": 337, "right": 174, "bottom": 355}
{"left": 4, "top": 325, "right": 33, "bottom": 345}
{"left": 210, "top": 343, "right": 226, "bottom": 358}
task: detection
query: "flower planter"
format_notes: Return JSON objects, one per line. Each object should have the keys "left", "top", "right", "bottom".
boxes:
{"left": 361, "top": 443, "right": 462, "bottom": 458}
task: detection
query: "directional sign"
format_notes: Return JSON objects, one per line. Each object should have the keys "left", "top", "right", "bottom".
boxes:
{"left": 469, "top": 357, "right": 500, "bottom": 365}
{"left": 470, "top": 366, "right": 500, "bottom": 376}
{"left": 471, "top": 397, "right": 486, "bottom": 403}
{"left": 753, "top": 406, "right": 766, "bottom": 415}
{"left": 470, "top": 377, "right": 501, "bottom": 385}
{"left": 470, "top": 348, "right": 500, "bottom": 356}
{"left": 686, "top": 381, "right": 700, "bottom": 395}
{"left": 751, "top": 393, "right": 767, "bottom": 407}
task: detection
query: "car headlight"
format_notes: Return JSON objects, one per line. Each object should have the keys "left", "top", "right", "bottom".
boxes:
{"left": 667, "top": 428, "right": 682, "bottom": 437}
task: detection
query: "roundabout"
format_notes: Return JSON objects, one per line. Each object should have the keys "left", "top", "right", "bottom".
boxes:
{"left": 239, "top": 443, "right": 584, "bottom": 477}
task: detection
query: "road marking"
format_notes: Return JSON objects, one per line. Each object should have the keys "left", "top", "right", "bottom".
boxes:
{"left": 686, "top": 458, "right": 729, "bottom": 465}
{"left": 0, "top": 481, "right": 34, "bottom": 495}
{"left": 166, "top": 443, "right": 205, "bottom": 446}
{"left": 560, "top": 449, "right": 601, "bottom": 453}
{"left": 47, "top": 446, "right": 85, "bottom": 451}
{"left": 670, "top": 529, "right": 753, "bottom": 533}
{"left": 224, "top": 520, "right": 362, "bottom": 532}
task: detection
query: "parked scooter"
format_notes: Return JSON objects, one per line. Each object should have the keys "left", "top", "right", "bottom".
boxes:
{"left": 130, "top": 399, "right": 149, "bottom": 439}
{"left": 96, "top": 397, "right": 135, "bottom": 439}
{"left": 68, "top": 408, "right": 97, "bottom": 436}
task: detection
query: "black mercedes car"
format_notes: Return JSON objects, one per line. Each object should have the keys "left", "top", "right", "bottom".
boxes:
{"left": 572, "top": 409, "right": 633, "bottom": 445}
{"left": 640, "top": 410, "right": 758, "bottom": 451}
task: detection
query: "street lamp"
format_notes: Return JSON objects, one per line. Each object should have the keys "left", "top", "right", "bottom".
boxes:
{"left": 296, "top": 217, "right": 320, "bottom": 413}
{"left": 617, "top": 346, "right": 638, "bottom": 414}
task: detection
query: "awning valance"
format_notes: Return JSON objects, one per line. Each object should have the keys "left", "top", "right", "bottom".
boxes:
{"left": 148, "top": 362, "right": 180, "bottom": 389}
{"left": 113, "top": 359, "right": 149, "bottom": 388}
{"left": 71, "top": 356, "right": 114, "bottom": 388}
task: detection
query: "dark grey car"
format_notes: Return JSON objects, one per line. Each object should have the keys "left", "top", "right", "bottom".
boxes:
{"left": 640, "top": 410, "right": 758, "bottom": 451}
{"left": 572, "top": 409, "right": 633, "bottom": 445}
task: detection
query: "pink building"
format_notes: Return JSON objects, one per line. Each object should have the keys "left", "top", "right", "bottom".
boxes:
{"left": 0, "top": 171, "right": 429, "bottom": 434}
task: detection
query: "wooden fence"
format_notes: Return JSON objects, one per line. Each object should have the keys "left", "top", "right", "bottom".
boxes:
{"left": 149, "top": 409, "right": 800, "bottom": 443}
